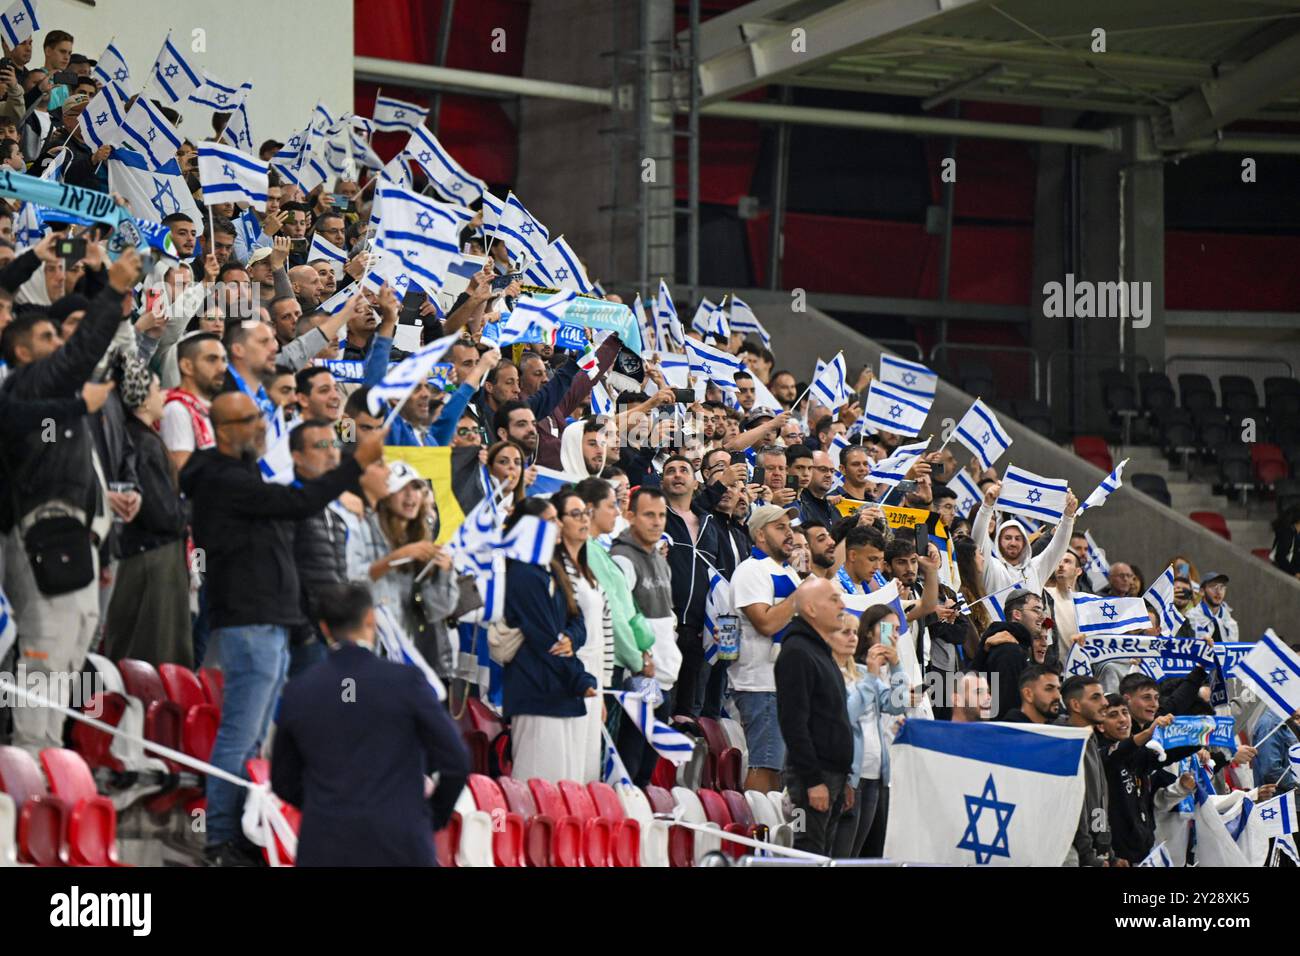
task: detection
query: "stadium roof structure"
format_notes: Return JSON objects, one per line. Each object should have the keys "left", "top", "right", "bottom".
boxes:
{"left": 687, "top": 0, "right": 1300, "bottom": 153}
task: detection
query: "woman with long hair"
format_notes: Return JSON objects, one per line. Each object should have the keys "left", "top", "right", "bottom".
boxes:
{"left": 551, "top": 488, "right": 614, "bottom": 782}
{"left": 953, "top": 537, "right": 990, "bottom": 659}
{"left": 485, "top": 439, "right": 526, "bottom": 510}
{"left": 503, "top": 497, "right": 598, "bottom": 782}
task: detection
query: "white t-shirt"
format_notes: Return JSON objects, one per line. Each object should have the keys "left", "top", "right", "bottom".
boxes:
{"left": 729, "top": 551, "right": 800, "bottom": 693}
{"left": 159, "top": 397, "right": 208, "bottom": 454}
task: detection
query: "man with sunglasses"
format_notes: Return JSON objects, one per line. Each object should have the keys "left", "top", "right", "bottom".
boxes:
{"left": 180, "top": 391, "right": 386, "bottom": 866}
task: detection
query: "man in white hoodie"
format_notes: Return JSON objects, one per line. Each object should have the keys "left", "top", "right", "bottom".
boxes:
{"left": 559, "top": 415, "right": 611, "bottom": 478}
{"left": 971, "top": 480, "right": 1079, "bottom": 595}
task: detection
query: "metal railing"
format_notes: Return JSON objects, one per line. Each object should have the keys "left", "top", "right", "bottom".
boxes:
{"left": 1165, "top": 353, "right": 1294, "bottom": 381}
{"left": 928, "top": 342, "right": 1041, "bottom": 401}
{"left": 875, "top": 338, "right": 924, "bottom": 363}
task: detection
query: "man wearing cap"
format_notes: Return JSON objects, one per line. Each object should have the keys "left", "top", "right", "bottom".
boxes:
{"left": 1186, "top": 571, "right": 1238, "bottom": 642}
{"left": 729, "top": 502, "right": 802, "bottom": 794}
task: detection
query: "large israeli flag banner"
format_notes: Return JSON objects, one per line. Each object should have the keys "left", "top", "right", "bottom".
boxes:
{"left": 885, "top": 720, "right": 1090, "bottom": 866}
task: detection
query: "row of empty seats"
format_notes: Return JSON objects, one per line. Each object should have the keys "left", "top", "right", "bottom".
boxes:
{"left": 0, "top": 746, "right": 127, "bottom": 866}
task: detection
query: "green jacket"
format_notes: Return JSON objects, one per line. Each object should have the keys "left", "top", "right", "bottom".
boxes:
{"left": 587, "top": 536, "right": 655, "bottom": 673}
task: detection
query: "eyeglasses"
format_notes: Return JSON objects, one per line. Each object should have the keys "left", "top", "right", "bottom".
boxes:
{"left": 563, "top": 508, "right": 593, "bottom": 520}
{"left": 310, "top": 439, "right": 342, "bottom": 449}
{"left": 456, "top": 427, "right": 477, "bottom": 437}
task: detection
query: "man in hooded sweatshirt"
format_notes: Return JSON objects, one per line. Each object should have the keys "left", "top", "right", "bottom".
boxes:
{"left": 971, "top": 481, "right": 1079, "bottom": 594}
{"left": 558, "top": 415, "right": 610, "bottom": 480}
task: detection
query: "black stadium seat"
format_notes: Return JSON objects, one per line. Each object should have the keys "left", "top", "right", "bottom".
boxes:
{"left": 1012, "top": 399, "right": 1053, "bottom": 439}
{"left": 1219, "top": 375, "right": 1257, "bottom": 403}
{"left": 1128, "top": 472, "right": 1171, "bottom": 507}
{"left": 1138, "top": 372, "right": 1176, "bottom": 416}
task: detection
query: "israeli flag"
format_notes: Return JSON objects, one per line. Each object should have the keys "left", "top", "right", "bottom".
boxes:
{"left": 1275, "top": 835, "right": 1300, "bottom": 867}
{"left": 190, "top": 72, "right": 252, "bottom": 112}
{"left": 220, "top": 102, "right": 255, "bottom": 153}
{"left": 149, "top": 31, "right": 202, "bottom": 104}
{"left": 1143, "top": 565, "right": 1186, "bottom": 636}
{"left": 0, "top": 581, "right": 16, "bottom": 664}
{"left": 121, "top": 96, "right": 183, "bottom": 172}
{"left": 307, "top": 233, "right": 347, "bottom": 279}
{"left": 656, "top": 352, "right": 690, "bottom": 389}
{"left": 494, "top": 191, "right": 549, "bottom": 266}
{"left": 498, "top": 515, "right": 558, "bottom": 567}
{"left": 728, "top": 295, "right": 769, "bottom": 346}
{"left": 94, "top": 40, "right": 133, "bottom": 94}
{"left": 810, "top": 353, "right": 851, "bottom": 411}
{"left": 590, "top": 381, "right": 614, "bottom": 418}
{"left": 367, "top": 332, "right": 462, "bottom": 418}
{"left": 497, "top": 290, "right": 576, "bottom": 346}
{"left": 684, "top": 336, "right": 745, "bottom": 388}
{"left": 1192, "top": 762, "right": 1249, "bottom": 866}
{"left": 373, "top": 95, "right": 429, "bottom": 133}
{"left": 405, "top": 125, "right": 486, "bottom": 206}
{"left": 197, "top": 141, "right": 269, "bottom": 211}
{"left": 950, "top": 468, "right": 982, "bottom": 518}
{"left": 0, "top": 0, "right": 38, "bottom": 48}
{"left": 1137, "top": 843, "right": 1173, "bottom": 867}
{"left": 884, "top": 720, "right": 1091, "bottom": 866}
{"left": 107, "top": 147, "right": 204, "bottom": 226}
{"left": 996, "top": 465, "right": 1068, "bottom": 524}
{"left": 1079, "top": 458, "right": 1128, "bottom": 514}
{"left": 526, "top": 464, "right": 587, "bottom": 497}
{"left": 868, "top": 438, "right": 929, "bottom": 488}
{"left": 864, "top": 378, "right": 930, "bottom": 437}
{"left": 374, "top": 605, "right": 446, "bottom": 700}
{"left": 78, "top": 81, "right": 130, "bottom": 152}
{"left": 273, "top": 128, "right": 308, "bottom": 169}
{"left": 879, "top": 354, "right": 937, "bottom": 400}
{"left": 257, "top": 406, "right": 295, "bottom": 485}
{"left": 349, "top": 131, "right": 384, "bottom": 171}
{"left": 449, "top": 485, "right": 506, "bottom": 572}
{"left": 952, "top": 398, "right": 1013, "bottom": 470}
{"left": 691, "top": 299, "right": 729, "bottom": 342}
{"left": 654, "top": 279, "right": 685, "bottom": 351}
{"left": 1236, "top": 632, "right": 1300, "bottom": 722}
{"left": 602, "top": 725, "right": 633, "bottom": 787}
{"left": 374, "top": 184, "right": 471, "bottom": 291}
{"left": 1082, "top": 530, "right": 1109, "bottom": 589}
{"left": 539, "top": 236, "right": 594, "bottom": 294}
{"left": 1073, "top": 594, "right": 1151, "bottom": 635}
{"left": 1250, "top": 790, "right": 1298, "bottom": 839}
{"left": 689, "top": 298, "right": 719, "bottom": 337}
{"left": 976, "top": 581, "right": 1027, "bottom": 620}
{"left": 610, "top": 690, "right": 695, "bottom": 765}
{"left": 275, "top": 153, "right": 328, "bottom": 195}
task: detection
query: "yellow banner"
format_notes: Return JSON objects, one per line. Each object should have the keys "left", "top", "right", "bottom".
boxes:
{"left": 383, "top": 446, "right": 466, "bottom": 544}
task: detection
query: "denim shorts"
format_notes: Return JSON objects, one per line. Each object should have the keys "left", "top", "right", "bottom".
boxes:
{"left": 732, "top": 690, "right": 785, "bottom": 771}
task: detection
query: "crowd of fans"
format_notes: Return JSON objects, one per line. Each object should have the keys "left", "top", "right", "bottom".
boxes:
{"left": 0, "top": 16, "right": 1295, "bottom": 869}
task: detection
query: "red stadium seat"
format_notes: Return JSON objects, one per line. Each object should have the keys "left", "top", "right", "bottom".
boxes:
{"left": 558, "top": 779, "right": 613, "bottom": 867}
{"left": 0, "top": 745, "right": 70, "bottom": 866}
{"left": 649, "top": 756, "right": 677, "bottom": 790}
{"left": 466, "top": 774, "right": 524, "bottom": 867}
{"left": 1189, "top": 511, "right": 1232, "bottom": 541}
{"left": 158, "top": 664, "right": 220, "bottom": 762}
{"left": 69, "top": 691, "right": 128, "bottom": 772}
{"left": 526, "top": 779, "right": 582, "bottom": 867}
{"left": 40, "top": 749, "right": 127, "bottom": 867}
{"left": 698, "top": 717, "right": 743, "bottom": 792}
{"left": 722, "top": 789, "right": 769, "bottom": 846}
{"left": 434, "top": 815, "right": 460, "bottom": 867}
{"left": 116, "top": 659, "right": 185, "bottom": 770}
{"left": 245, "top": 758, "right": 300, "bottom": 866}
{"left": 498, "top": 775, "right": 553, "bottom": 867}
{"left": 1080, "top": 451, "right": 1114, "bottom": 472}
{"left": 644, "top": 785, "right": 693, "bottom": 868}
{"left": 198, "top": 668, "right": 224, "bottom": 713}
{"left": 587, "top": 782, "right": 640, "bottom": 867}
{"left": 1073, "top": 435, "right": 1111, "bottom": 461}
{"left": 697, "top": 788, "right": 749, "bottom": 860}
{"left": 1253, "top": 548, "right": 1272, "bottom": 561}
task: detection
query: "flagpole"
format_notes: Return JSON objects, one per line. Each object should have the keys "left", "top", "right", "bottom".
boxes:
{"left": 790, "top": 349, "right": 844, "bottom": 414}
{"left": 1256, "top": 717, "right": 1292, "bottom": 748}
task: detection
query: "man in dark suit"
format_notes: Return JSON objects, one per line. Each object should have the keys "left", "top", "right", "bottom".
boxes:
{"left": 270, "top": 582, "right": 469, "bottom": 866}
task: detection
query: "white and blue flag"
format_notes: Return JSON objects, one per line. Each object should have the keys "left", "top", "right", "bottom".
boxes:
{"left": 610, "top": 690, "right": 695, "bottom": 764}
{"left": 879, "top": 354, "right": 937, "bottom": 400}
{"left": 307, "top": 233, "right": 347, "bottom": 279}
{"left": 498, "top": 514, "right": 559, "bottom": 568}
{"left": 868, "top": 438, "right": 929, "bottom": 489}
{"left": 1192, "top": 762, "right": 1250, "bottom": 866}
{"left": 405, "top": 125, "right": 486, "bottom": 206}
{"left": 689, "top": 298, "right": 719, "bottom": 338}
{"left": 121, "top": 96, "right": 182, "bottom": 171}
{"left": 367, "top": 332, "right": 462, "bottom": 420}
{"left": 1082, "top": 530, "right": 1109, "bottom": 590}
{"left": 190, "top": 71, "right": 252, "bottom": 112}
{"left": 1073, "top": 594, "right": 1150, "bottom": 635}
{"left": 257, "top": 406, "right": 294, "bottom": 485}
{"left": 691, "top": 298, "right": 729, "bottom": 342}
{"left": 701, "top": 569, "right": 734, "bottom": 664}
{"left": 374, "top": 604, "right": 446, "bottom": 700}
{"left": 349, "top": 131, "right": 384, "bottom": 171}
{"left": 728, "top": 295, "right": 769, "bottom": 346}
{"left": 1236, "top": 632, "right": 1300, "bottom": 722}
{"left": 684, "top": 336, "right": 745, "bottom": 388}
{"left": 149, "top": 31, "right": 202, "bottom": 104}
{"left": 0, "top": 581, "right": 16, "bottom": 665}
{"left": 864, "top": 378, "right": 930, "bottom": 437}
{"left": 952, "top": 398, "right": 1012, "bottom": 470}
{"left": 976, "top": 581, "right": 1027, "bottom": 620}
{"left": 107, "top": 147, "right": 204, "bottom": 226}
{"left": 950, "top": 468, "right": 982, "bottom": 518}
{"left": 1143, "top": 565, "right": 1186, "bottom": 637}
{"left": 93, "top": 39, "right": 132, "bottom": 93}
{"left": 995, "top": 465, "right": 1069, "bottom": 524}
{"left": 525, "top": 464, "right": 588, "bottom": 497}
{"left": 493, "top": 191, "right": 549, "bottom": 266}
{"left": 1137, "top": 843, "right": 1173, "bottom": 867}
{"left": 538, "top": 236, "right": 594, "bottom": 294}
{"left": 220, "top": 101, "right": 255, "bottom": 153}
{"left": 373, "top": 95, "right": 428, "bottom": 133}
{"left": 0, "top": 0, "right": 38, "bottom": 48}
{"left": 884, "top": 720, "right": 1091, "bottom": 866}
{"left": 654, "top": 279, "right": 684, "bottom": 351}
{"left": 1079, "top": 458, "right": 1128, "bottom": 514}
{"left": 78, "top": 81, "right": 129, "bottom": 152}
{"left": 495, "top": 290, "right": 576, "bottom": 346}
{"left": 373, "top": 184, "right": 472, "bottom": 291}
{"left": 197, "top": 141, "right": 269, "bottom": 211}
{"left": 810, "top": 352, "right": 851, "bottom": 411}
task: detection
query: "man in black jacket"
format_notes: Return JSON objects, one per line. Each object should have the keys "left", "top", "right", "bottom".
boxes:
{"left": 271, "top": 582, "right": 468, "bottom": 866}
{"left": 661, "top": 454, "right": 724, "bottom": 718}
{"left": 180, "top": 390, "right": 385, "bottom": 865}
{"left": 0, "top": 245, "right": 140, "bottom": 756}
{"left": 774, "top": 576, "right": 854, "bottom": 855}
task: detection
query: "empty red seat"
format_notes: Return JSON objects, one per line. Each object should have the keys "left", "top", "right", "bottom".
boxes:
{"left": 1253, "top": 547, "right": 1272, "bottom": 561}
{"left": 246, "top": 758, "right": 300, "bottom": 866}
{"left": 69, "top": 691, "right": 129, "bottom": 772}
{"left": 722, "top": 789, "right": 768, "bottom": 846}
{"left": 558, "top": 779, "right": 613, "bottom": 867}
{"left": 1190, "top": 511, "right": 1232, "bottom": 541}
{"left": 40, "top": 749, "right": 127, "bottom": 867}
{"left": 198, "top": 668, "right": 224, "bottom": 713}
{"left": 698, "top": 717, "right": 743, "bottom": 792}
{"left": 644, "top": 785, "right": 693, "bottom": 868}
{"left": 498, "top": 775, "right": 553, "bottom": 867}
{"left": 526, "top": 779, "right": 582, "bottom": 867}
{"left": 587, "top": 782, "right": 640, "bottom": 867}
{"left": 116, "top": 659, "right": 185, "bottom": 770}
{"left": 158, "top": 664, "right": 220, "bottom": 762}
{"left": 697, "top": 788, "right": 749, "bottom": 860}
{"left": 1252, "top": 442, "right": 1286, "bottom": 466}
{"left": 1073, "top": 435, "right": 1109, "bottom": 458}
{"left": 650, "top": 757, "right": 677, "bottom": 790}
{"left": 466, "top": 774, "right": 524, "bottom": 867}
{"left": 0, "top": 745, "right": 69, "bottom": 866}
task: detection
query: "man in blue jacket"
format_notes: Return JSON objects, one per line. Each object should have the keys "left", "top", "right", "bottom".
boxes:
{"left": 271, "top": 582, "right": 468, "bottom": 866}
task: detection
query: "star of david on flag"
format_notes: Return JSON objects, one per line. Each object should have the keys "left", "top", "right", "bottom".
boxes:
{"left": 952, "top": 397, "right": 1012, "bottom": 470}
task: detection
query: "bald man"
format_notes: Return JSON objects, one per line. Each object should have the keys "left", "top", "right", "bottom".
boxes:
{"left": 288, "top": 264, "right": 322, "bottom": 310}
{"left": 179, "top": 391, "right": 387, "bottom": 866}
{"left": 773, "top": 576, "right": 855, "bottom": 856}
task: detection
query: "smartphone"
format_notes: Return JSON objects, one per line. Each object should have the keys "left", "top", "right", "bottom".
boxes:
{"left": 329, "top": 194, "right": 354, "bottom": 213}
{"left": 289, "top": 237, "right": 307, "bottom": 253}
{"left": 752, "top": 465, "right": 766, "bottom": 487}
{"left": 914, "top": 523, "right": 930, "bottom": 558}
{"left": 729, "top": 451, "right": 749, "bottom": 465}
{"left": 144, "top": 287, "right": 165, "bottom": 314}
{"left": 893, "top": 479, "right": 917, "bottom": 496}
{"left": 0, "top": 59, "right": 13, "bottom": 74}
{"left": 490, "top": 272, "right": 522, "bottom": 293}
{"left": 56, "top": 236, "right": 86, "bottom": 266}
{"left": 51, "top": 69, "right": 79, "bottom": 89}
{"left": 671, "top": 387, "right": 695, "bottom": 404}
{"left": 786, "top": 475, "right": 801, "bottom": 492}
{"left": 879, "top": 621, "right": 894, "bottom": 648}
